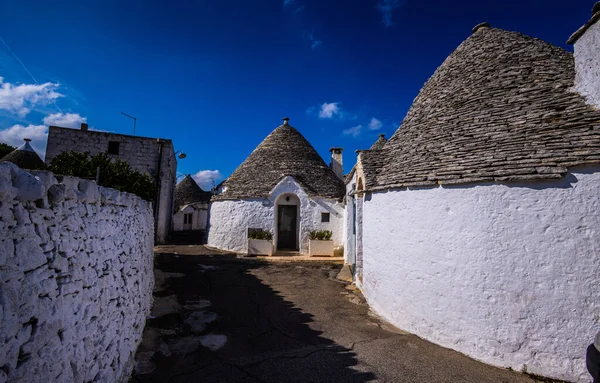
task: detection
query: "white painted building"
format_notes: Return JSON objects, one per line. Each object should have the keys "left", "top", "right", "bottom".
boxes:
{"left": 45, "top": 124, "right": 179, "bottom": 244}
{"left": 172, "top": 175, "right": 211, "bottom": 233}
{"left": 344, "top": 7, "right": 600, "bottom": 382}
{"left": 208, "top": 118, "right": 345, "bottom": 254}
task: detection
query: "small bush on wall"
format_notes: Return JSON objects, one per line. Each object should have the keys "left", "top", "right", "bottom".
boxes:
{"left": 48, "top": 151, "right": 157, "bottom": 201}
{"left": 308, "top": 230, "right": 332, "bottom": 241}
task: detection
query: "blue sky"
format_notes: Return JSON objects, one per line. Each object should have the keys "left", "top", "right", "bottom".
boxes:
{"left": 0, "top": 0, "right": 595, "bottom": 189}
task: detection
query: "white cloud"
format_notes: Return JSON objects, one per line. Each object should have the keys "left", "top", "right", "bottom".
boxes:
{"left": 43, "top": 112, "right": 87, "bottom": 128}
{"left": 342, "top": 125, "right": 362, "bottom": 138}
{"left": 368, "top": 117, "right": 383, "bottom": 131}
{"left": 0, "top": 112, "right": 88, "bottom": 160}
{"left": 0, "top": 124, "right": 48, "bottom": 159}
{"left": 308, "top": 33, "right": 322, "bottom": 49}
{"left": 0, "top": 77, "right": 62, "bottom": 117}
{"left": 192, "top": 170, "right": 223, "bottom": 190}
{"left": 319, "top": 102, "right": 341, "bottom": 119}
{"left": 377, "top": 0, "right": 405, "bottom": 27}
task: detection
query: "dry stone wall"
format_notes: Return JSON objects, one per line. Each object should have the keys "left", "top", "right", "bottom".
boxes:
{"left": 0, "top": 163, "right": 154, "bottom": 383}
{"left": 45, "top": 126, "right": 177, "bottom": 244}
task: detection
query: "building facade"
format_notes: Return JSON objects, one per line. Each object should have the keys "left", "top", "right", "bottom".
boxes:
{"left": 344, "top": 6, "right": 600, "bottom": 382}
{"left": 172, "top": 175, "right": 211, "bottom": 233}
{"left": 208, "top": 118, "right": 345, "bottom": 254}
{"left": 45, "top": 124, "right": 177, "bottom": 244}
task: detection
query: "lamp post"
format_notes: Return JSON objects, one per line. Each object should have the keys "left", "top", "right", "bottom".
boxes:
{"left": 120, "top": 112, "right": 137, "bottom": 135}
{"left": 172, "top": 150, "right": 187, "bottom": 160}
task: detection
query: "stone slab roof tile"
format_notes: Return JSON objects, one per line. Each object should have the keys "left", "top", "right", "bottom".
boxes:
{"left": 174, "top": 175, "right": 211, "bottom": 211}
{"left": 1, "top": 140, "right": 45, "bottom": 170}
{"left": 364, "top": 27, "right": 600, "bottom": 191}
{"left": 214, "top": 122, "right": 345, "bottom": 200}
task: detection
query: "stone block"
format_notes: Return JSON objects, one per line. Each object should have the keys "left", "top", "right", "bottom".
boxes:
{"left": 0, "top": 162, "right": 18, "bottom": 201}
{"left": 31, "top": 170, "right": 58, "bottom": 191}
{"left": 77, "top": 179, "right": 99, "bottom": 204}
{"left": 14, "top": 168, "right": 45, "bottom": 202}
{"left": 61, "top": 176, "right": 82, "bottom": 200}
{"left": 0, "top": 238, "right": 14, "bottom": 266}
{"left": 47, "top": 184, "right": 66, "bottom": 205}
{"left": 15, "top": 237, "right": 47, "bottom": 271}
{"left": 99, "top": 186, "right": 121, "bottom": 205}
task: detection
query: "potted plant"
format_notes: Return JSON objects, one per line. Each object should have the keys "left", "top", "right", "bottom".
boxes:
{"left": 308, "top": 230, "right": 334, "bottom": 257}
{"left": 247, "top": 229, "right": 273, "bottom": 256}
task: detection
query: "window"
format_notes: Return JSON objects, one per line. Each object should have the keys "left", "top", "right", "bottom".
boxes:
{"left": 321, "top": 212, "right": 330, "bottom": 223}
{"left": 107, "top": 141, "right": 120, "bottom": 155}
{"left": 184, "top": 213, "right": 193, "bottom": 224}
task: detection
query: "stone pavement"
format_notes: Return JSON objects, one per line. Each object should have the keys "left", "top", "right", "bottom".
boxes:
{"left": 132, "top": 247, "right": 540, "bottom": 382}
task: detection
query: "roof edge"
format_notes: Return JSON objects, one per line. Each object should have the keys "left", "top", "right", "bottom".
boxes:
{"left": 567, "top": 4, "right": 600, "bottom": 44}
{"left": 49, "top": 125, "right": 174, "bottom": 143}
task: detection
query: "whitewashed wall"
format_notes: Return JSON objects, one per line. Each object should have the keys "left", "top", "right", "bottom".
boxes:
{"left": 361, "top": 167, "right": 600, "bottom": 382}
{"left": 574, "top": 19, "right": 600, "bottom": 109}
{"left": 0, "top": 163, "right": 154, "bottom": 383}
{"left": 173, "top": 204, "right": 208, "bottom": 231}
{"left": 343, "top": 173, "right": 356, "bottom": 265}
{"left": 207, "top": 176, "right": 344, "bottom": 254}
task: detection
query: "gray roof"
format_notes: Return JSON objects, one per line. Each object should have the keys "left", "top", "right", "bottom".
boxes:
{"left": 344, "top": 134, "right": 388, "bottom": 185}
{"left": 1, "top": 139, "right": 45, "bottom": 170}
{"left": 363, "top": 26, "right": 600, "bottom": 191}
{"left": 214, "top": 122, "right": 345, "bottom": 200}
{"left": 369, "top": 134, "right": 387, "bottom": 150}
{"left": 174, "top": 175, "right": 211, "bottom": 211}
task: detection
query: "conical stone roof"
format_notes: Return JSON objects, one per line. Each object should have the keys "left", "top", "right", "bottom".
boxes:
{"left": 174, "top": 175, "right": 211, "bottom": 211}
{"left": 215, "top": 121, "right": 345, "bottom": 200}
{"left": 364, "top": 26, "right": 600, "bottom": 191}
{"left": 369, "top": 134, "right": 387, "bottom": 150}
{"left": 1, "top": 139, "right": 45, "bottom": 170}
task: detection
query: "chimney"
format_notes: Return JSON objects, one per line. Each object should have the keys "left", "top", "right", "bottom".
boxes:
{"left": 329, "top": 147, "right": 343, "bottom": 179}
{"left": 80, "top": 123, "right": 89, "bottom": 131}
{"left": 567, "top": 2, "right": 600, "bottom": 109}
{"left": 282, "top": 117, "right": 290, "bottom": 125}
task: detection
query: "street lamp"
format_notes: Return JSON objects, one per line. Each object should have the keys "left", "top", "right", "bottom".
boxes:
{"left": 173, "top": 150, "right": 186, "bottom": 159}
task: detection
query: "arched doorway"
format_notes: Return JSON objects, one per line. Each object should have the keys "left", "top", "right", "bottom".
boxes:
{"left": 275, "top": 194, "right": 300, "bottom": 251}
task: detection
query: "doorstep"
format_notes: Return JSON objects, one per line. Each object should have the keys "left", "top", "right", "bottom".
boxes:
{"left": 255, "top": 253, "right": 344, "bottom": 263}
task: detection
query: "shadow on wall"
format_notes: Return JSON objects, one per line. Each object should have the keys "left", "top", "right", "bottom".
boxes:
{"left": 438, "top": 172, "right": 580, "bottom": 191}
{"left": 132, "top": 254, "right": 375, "bottom": 383}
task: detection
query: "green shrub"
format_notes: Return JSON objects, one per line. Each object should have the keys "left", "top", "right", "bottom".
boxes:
{"left": 48, "top": 151, "right": 157, "bottom": 201}
{"left": 308, "top": 230, "right": 332, "bottom": 241}
{"left": 249, "top": 229, "right": 273, "bottom": 241}
{"left": 0, "top": 142, "right": 16, "bottom": 158}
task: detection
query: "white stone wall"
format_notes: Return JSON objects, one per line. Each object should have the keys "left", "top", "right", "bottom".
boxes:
{"left": 207, "top": 176, "right": 344, "bottom": 254}
{"left": 173, "top": 204, "right": 208, "bottom": 231}
{"left": 574, "top": 19, "right": 600, "bottom": 109}
{"left": 0, "top": 163, "right": 154, "bottom": 383}
{"left": 361, "top": 168, "right": 600, "bottom": 382}
{"left": 343, "top": 173, "right": 356, "bottom": 266}
{"left": 45, "top": 126, "right": 176, "bottom": 244}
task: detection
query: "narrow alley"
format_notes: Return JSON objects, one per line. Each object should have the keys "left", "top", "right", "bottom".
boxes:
{"left": 132, "top": 247, "right": 537, "bottom": 383}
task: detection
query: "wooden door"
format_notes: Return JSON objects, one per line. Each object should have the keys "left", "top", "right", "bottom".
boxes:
{"left": 277, "top": 205, "right": 298, "bottom": 250}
